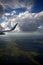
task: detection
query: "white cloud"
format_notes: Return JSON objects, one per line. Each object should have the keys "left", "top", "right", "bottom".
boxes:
{"left": 10, "top": 11, "right": 43, "bottom": 32}
{"left": 1, "top": 22, "right": 7, "bottom": 28}
{"left": 11, "top": 11, "right": 16, "bottom": 16}
{"left": 4, "top": 13, "right": 10, "bottom": 16}
{"left": 38, "top": 26, "right": 43, "bottom": 29}
{"left": 0, "top": 10, "right": 43, "bottom": 32}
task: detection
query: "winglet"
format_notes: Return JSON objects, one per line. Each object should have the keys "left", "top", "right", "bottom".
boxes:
{"left": 10, "top": 23, "right": 18, "bottom": 31}
{"left": 1, "top": 23, "right": 18, "bottom": 32}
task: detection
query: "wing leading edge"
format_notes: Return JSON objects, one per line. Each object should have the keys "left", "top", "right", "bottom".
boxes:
{"left": 2, "top": 23, "right": 18, "bottom": 32}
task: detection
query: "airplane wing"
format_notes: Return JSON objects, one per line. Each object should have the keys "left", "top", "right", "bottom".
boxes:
{"left": 2, "top": 23, "right": 18, "bottom": 32}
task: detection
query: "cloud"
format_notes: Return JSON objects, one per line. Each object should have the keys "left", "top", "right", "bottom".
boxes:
{"left": 0, "top": 10, "right": 43, "bottom": 32}
{"left": 0, "top": 0, "right": 34, "bottom": 10}
{"left": 37, "top": 26, "right": 43, "bottom": 32}
{"left": 1, "top": 22, "right": 7, "bottom": 28}
{"left": 4, "top": 11, "right": 16, "bottom": 18}
{"left": 14, "top": 11, "right": 39, "bottom": 32}
{"left": 34, "top": 11, "right": 43, "bottom": 24}
{"left": 0, "top": 0, "right": 34, "bottom": 18}
{"left": 0, "top": 0, "right": 43, "bottom": 32}
{"left": 0, "top": 25, "right": 4, "bottom": 31}
{"left": 4, "top": 13, "right": 10, "bottom": 16}
{"left": 10, "top": 11, "right": 43, "bottom": 32}
{"left": 0, "top": 4, "right": 4, "bottom": 17}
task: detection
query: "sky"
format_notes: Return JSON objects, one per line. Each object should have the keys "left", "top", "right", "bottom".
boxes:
{"left": 0, "top": 0, "right": 43, "bottom": 32}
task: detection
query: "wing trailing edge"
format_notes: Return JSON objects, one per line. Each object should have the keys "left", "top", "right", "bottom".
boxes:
{"left": 2, "top": 23, "right": 18, "bottom": 32}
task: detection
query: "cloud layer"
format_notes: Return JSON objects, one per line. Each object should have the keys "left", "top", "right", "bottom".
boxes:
{"left": 14, "top": 11, "right": 43, "bottom": 32}
{"left": 0, "top": 0, "right": 43, "bottom": 32}
{"left": 0, "top": 0, "right": 34, "bottom": 18}
{"left": 0, "top": 0, "right": 34, "bottom": 8}
{"left": 0, "top": 11, "right": 43, "bottom": 32}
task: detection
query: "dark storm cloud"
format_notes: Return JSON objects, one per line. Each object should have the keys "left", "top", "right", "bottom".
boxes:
{"left": 19, "top": 21, "right": 39, "bottom": 32}
{"left": 21, "top": 12, "right": 43, "bottom": 32}
{"left": 13, "top": 11, "right": 43, "bottom": 32}
{"left": 0, "top": 4, "right": 4, "bottom": 17}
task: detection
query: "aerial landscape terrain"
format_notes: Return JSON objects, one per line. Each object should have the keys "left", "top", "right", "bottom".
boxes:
{"left": 0, "top": 33, "right": 43, "bottom": 65}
